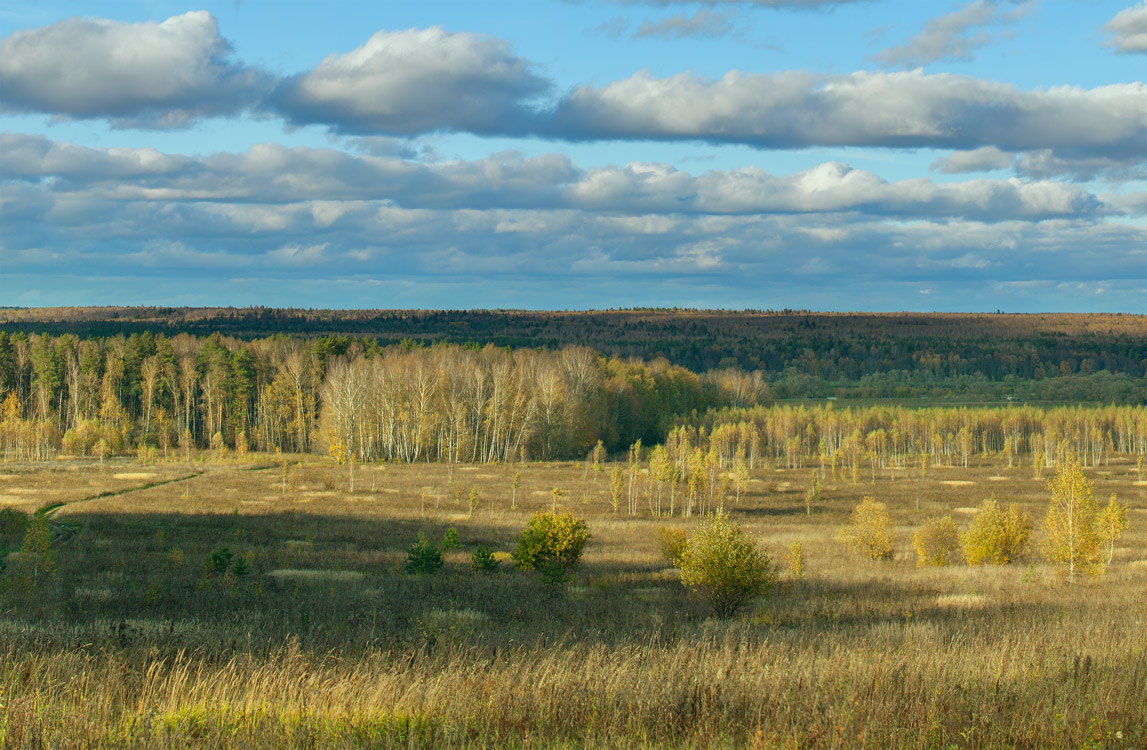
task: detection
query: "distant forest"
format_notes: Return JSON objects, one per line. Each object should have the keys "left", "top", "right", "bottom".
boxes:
{"left": 3, "top": 307, "right": 1145, "bottom": 403}
{"left": 0, "top": 308, "right": 1145, "bottom": 463}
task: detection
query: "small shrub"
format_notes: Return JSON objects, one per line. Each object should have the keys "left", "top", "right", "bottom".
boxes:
{"left": 470, "top": 545, "right": 498, "bottom": 574}
{"left": 207, "top": 547, "right": 233, "bottom": 575}
{"left": 676, "top": 510, "right": 775, "bottom": 617}
{"left": 441, "top": 527, "right": 460, "bottom": 551}
{"left": 512, "top": 511, "right": 589, "bottom": 584}
{"left": 913, "top": 515, "right": 961, "bottom": 566}
{"left": 786, "top": 539, "right": 805, "bottom": 580}
{"left": 405, "top": 531, "right": 444, "bottom": 575}
{"left": 963, "top": 498, "right": 1031, "bottom": 565}
{"left": 839, "top": 497, "right": 896, "bottom": 561}
{"left": 655, "top": 526, "right": 688, "bottom": 567}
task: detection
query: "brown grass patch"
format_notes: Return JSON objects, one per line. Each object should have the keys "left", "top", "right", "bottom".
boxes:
{"left": 936, "top": 594, "right": 989, "bottom": 609}
{"left": 112, "top": 472, "right": 155, "bottom": 480}
{"left": 987, "top": 476, "right": 1008, "bottom": 481}
{"left": 940, "top": 480, "right": 975, "bottom": 486}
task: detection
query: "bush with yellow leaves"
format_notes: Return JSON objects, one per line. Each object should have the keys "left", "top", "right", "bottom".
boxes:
{"left": 963, "top": 497, "right": 1031, "bottom": 566}
{"left": 838, "top": 497, "right": 896, "bottom": 561}
{"left": 912, "top": 515, "right": 961, "bottom": 566}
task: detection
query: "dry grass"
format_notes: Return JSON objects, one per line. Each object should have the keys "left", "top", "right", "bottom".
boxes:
{"left": 0, "top": 454, "right": 1143, "bottom": 748}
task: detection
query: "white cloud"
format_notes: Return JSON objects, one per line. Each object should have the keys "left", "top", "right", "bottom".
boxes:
{"left": 0, "top": 134, "right": 1114, "bottom": 222}
{"left": 872, "top": 0, "right": 1035, "bottom": 68}
{"left": 931, "top": 146, "right": 1014, "bottom": 173}
{"left": 633, "top": 10, "right": 741, "bottom": 40}
{"left": 547, "top": 70, "right": 1147, "bottom": 165}
{"left": 0, "top": 11, "right": 268, "bottom": 128}
{"left": 1104, "top": 2, "right": 1147, "bottom": 53}
{"left": 270, "top": 27, "right": 548, "bottom": 135}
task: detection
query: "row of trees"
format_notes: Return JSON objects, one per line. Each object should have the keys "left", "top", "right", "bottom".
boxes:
{"left": 1, "top": 330, "right": 1144, "bottom": 471}
{"left": 682, "top": 403, "right": 1147, "bottom": 473}
{"left": 0, "top": 331, "right": 763, "bottom": 462}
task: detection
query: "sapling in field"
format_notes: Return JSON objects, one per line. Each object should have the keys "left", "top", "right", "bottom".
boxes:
{"left": 676, "top": 509, "right": 775, "bottom": 618}
{"left": 913, "top": 515, "right": 961, "bottom": 566}
{"left": 1042, "top": 456, "right": 1103, "bottom": 581}
{"left": 838, "top": 497, "right": 896, "bottom": 561}
{"left": 513, "top": 511, "right": 588, "bottom": 585}
{"left": 963, "top": 498, "right": 1031, "bottom": 566}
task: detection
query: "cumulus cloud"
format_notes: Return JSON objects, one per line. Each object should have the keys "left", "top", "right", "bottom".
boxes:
{"left": 0, "top": 133, "right": 1117, "bottom": 222}
{"left": 872, "top": 0, "right": 1034, "bottom": 68}
{"left": 1104, "top": 2, "right": 1147, "bottom": 53}
{"left": 546, "top": 70, "right": 1147, "bottom": 166}
{"left": 0, "top": 11, "right": 269, "bottom": 128}
{"left": 270, "top": 27, "right": 549, "bottom": 135}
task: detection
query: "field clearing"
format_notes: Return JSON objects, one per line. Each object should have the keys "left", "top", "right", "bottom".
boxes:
{"left": 0, "top": 455, "right": 1144, "bottom": 748}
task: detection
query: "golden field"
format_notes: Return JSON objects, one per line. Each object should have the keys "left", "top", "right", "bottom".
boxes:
{"left": 0, "top": 453, "right": 1144, "bottom": 749}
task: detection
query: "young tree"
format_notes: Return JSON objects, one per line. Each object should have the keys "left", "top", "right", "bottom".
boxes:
{"left": 609, "top": 466, "right": 624, "bottom": 513}
{"left": 838, "top": 497, "right": 896, "bottom": 561}
{"left": 513, "top": 511, "right": 589, "bottom": 584}
{"left": 1042, "top": 456, "right": 1102, "bottom": 582}
{"left": 1094, "top": 494, "right": 1128, "bottom": 568}
{"left": 676, "top": 510, "right": 775, "bottom": 618}
{"left": 912, "top": 515, "right": 961, "bottom": 566}
{"left": 962, "top": 498, "right": 1031, "bottom": 566}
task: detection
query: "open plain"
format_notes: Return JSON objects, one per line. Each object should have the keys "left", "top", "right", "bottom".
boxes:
{"left": 1, "top": 453, "right": 1144, "bottom": 748}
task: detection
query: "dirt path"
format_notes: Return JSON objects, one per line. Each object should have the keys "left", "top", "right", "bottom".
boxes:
{"left": 41, "top": 470, "right": 203, "bottom": 546}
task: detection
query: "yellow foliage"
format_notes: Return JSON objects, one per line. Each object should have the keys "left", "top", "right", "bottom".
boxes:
{"left": 839, "top": 497, "right": 896, "bottom": 561}
{"left": 962, "top": 498, "right": 1031, "bottom": 566}
{"left": 677, "top": 510, "right": 775, "bottom": 617}
{"left": 912, "top": 515, "right": 961, "bottom": 566}
{"left": 1042, "top": 456, "right": 1102, "bottom": 581}
{"left": 654, "top": 526, "right": 688, "bottom": 567}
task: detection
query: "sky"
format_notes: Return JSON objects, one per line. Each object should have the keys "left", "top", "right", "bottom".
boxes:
{"left": 1, "top": 0, "right": 1145, "bottom": 312}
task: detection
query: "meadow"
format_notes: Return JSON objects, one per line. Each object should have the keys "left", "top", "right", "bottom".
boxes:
{"left": 0, "top": 453, "right": 1144, "bottom": 749}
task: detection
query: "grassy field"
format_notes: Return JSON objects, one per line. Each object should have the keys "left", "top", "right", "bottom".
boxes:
{"left": 0, "top": 454, "right": 1144, "bottom": 748}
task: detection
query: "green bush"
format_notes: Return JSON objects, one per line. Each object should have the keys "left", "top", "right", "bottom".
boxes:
{"left": 912, "top": 515, "right": 961, "bottom": 566}
{"left": 676, "top": 510, "right": 775, "bottom": 618}
{"left": 512, "top": 511, "right": 589, "bottom": 584}
{"left": 405, "top": 531, "right": 444, "bottom": 575}
{"left": 470, "top": 545, "right": 498, "bottom": 574}
{"left": 441, "top": 527, "right": 459, "bottom": 550}
{"left": 963, "top": 498, "right": 1031, "bottom": 565}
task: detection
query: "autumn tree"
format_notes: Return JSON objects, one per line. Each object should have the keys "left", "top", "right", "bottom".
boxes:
{"left": 1042, "top": 456, "right": 1102, "bottom": 582}
{"left": 839, "top": 498, "right": 896, "bottom": 561}
{"left": 962, "top": 498, "right": 1031, "bottom": 566}
{"left": 1095, "top": 494, "right": 1128, "bottom": 567}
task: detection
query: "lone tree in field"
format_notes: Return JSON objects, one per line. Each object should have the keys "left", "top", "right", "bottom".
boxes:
{"left": 839, "top": 497, "right": 896, "bottom": 561}
{"left": 677, "top": 509, "right": 775, "bottom": 617}
{"left": 1042, "top": 456, "right": 1102, "bottom": 582}
{"left": 513, "top": 511, "right": 589, "bottom": 584}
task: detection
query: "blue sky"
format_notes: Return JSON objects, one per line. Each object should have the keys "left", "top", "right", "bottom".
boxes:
{"left": 1, "top": 0, "right": 1145, "bottom": 312}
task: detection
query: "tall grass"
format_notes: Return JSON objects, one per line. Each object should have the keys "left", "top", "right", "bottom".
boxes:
{"left": 0, "top": 455, "right": 1143, "bottom": 748}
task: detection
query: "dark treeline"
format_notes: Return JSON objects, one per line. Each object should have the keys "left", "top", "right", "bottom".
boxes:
{"left": 0, "top": 331, "right": 765, "bottom": 461}
{"left": 3, "top": 308, "right": 1145, "bottom": 388}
